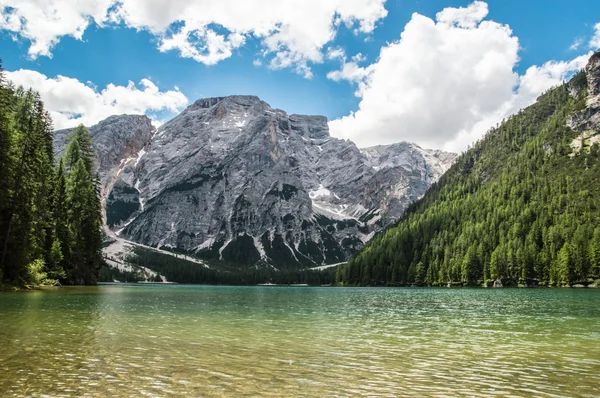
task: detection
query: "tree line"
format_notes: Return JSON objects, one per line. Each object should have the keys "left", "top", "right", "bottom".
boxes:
{"left": 110, "top": 247, "right": 336, "bottom": 285}
{"left": 337, "top": 64, "right": 600, "bottom": 287}
{"left": 0, "top": 61, "right": 103, "bottom": 286}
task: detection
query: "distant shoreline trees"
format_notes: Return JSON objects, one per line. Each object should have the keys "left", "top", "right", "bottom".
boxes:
{"left": 0, "top": 60, "right": 103, "bottom": 286}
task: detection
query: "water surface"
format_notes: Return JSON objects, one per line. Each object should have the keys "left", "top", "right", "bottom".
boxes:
{"left": 1, "top": 285, "right": 599, "bottom": 397}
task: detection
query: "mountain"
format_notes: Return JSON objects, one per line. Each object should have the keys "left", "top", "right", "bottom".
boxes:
{"left": 55, "top": 96, "right": 456, "bottom": 269}
{"left": 337, "top": 52, "right": 600, "bottom": 287}
{"left": 54, "top": 114, "right": 154, "bottom": 223}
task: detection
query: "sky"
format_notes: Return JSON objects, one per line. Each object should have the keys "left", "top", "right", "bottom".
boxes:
{"left": 1, "top": 0, "right": 599, "bottom": 152}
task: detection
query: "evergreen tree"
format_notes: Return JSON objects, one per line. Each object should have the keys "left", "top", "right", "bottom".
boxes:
{"left": 48, "top": 158, "right": 69, "bottom": 280}
{"left": 64, "top": 127, "right": 103, "bottom": 285}
{"left": 461, "top": 246, "right": 478, "bottom": 284}
{"left": 556, "top": 242, "right": 576, "bottom": 286}
{"left": 590, "top": 228, "right": 600, "bottom": 278}
{"left": 30, "top": 94, "right": 56, "bottom": 277}
{"left": 65, "top": 125, "right": 94, "bottom": 174}
{"left": 0, "top": 67, "right": 103, "bottom": 286}
{"left": 0, "top": 88, "right": 41, "bottom": 280}
{"left": 0, "top": 60, "right": 14, "bottom": 280}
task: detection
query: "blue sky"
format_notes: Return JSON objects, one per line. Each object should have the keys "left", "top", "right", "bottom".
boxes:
{"left": 1, "top": 0, "right": 598, "bottom": 150}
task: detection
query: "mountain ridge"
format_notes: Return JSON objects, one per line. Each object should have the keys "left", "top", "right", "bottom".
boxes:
{"left": 55, "top": 95, "right": 456, "bottom": 270}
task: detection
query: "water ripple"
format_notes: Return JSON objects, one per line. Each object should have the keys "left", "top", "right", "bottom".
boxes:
{"left": 0, "top": 286, "right": 599, "bottom": 397}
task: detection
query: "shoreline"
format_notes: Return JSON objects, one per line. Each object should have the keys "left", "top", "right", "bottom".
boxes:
{"left": 7, "top": 283, "right": 594, "bottom": 289}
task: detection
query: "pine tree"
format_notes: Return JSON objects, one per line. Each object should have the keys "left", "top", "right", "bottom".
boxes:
{"left": 489, "top": 244, "right": 505, "bottom": 281}
{"left": 0, "top": 72, "right": 103, "bottom": 286}
{"left": 66, "top": 159, "right": 88, "bottom": 283}
{"left": 29, "top": 94, "right": 56, "bottom": 277}
{"left": 0, "top": 88, "right": 38, "bottom": 280}
{"left": 557, "top": 242, "right": 576, "bottom": 286}
{"left": 65, "top": 125, "right": 94, "bottom": 174}
{"left": 461, "top": 246, "right": 478, "bottom": 284}
{"left": 590, "top": 228, "right": 600, "bottom": 279}
{"left": 49, "top": 158, "right": 69, "bottom": 280}
{"left": 0, "top": 60, "right": 15, "bottom": 280}
{"left": 64, "top": 126, "right": 103, "bottom": 285}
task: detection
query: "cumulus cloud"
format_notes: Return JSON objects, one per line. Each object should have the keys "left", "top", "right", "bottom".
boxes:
{"left": 157, "top": 27, "right": 246, "bottom": 66}
{"left": 0, "top": 0, "right": 387, "bottom": 77}
{"left": 327, "top": 47, "right": 346, "bottom": 60}
{"left": 591, "top": 22, "right": 600, "bottom": 49}
{"left": 326, "top": 49, "right": 370, "bottom": 85}
{"left": 4, "top": 69, "right": 189, "bottom": 129}
{"left": 328, "top": 1, "right": 591, "bottom": 152}
{"left": 435, "top": 0, "right": 488, "bottom": 28}
{"left": 441, "top": 53, "right": 591, "bottom": 151}
{"left": 0, "top": 0, "right": 114, "bottom": 58}
{"left": 517, "top": 55, "right": 590, "bottom": 98}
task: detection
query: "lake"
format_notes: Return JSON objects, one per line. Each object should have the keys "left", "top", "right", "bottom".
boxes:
{"left": 1, "top": 285, "right": 599, "bottom": 397}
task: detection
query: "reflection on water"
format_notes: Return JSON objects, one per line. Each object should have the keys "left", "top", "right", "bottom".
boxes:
{"left": 1, "top": 285, "right": 599, "bottom": 397}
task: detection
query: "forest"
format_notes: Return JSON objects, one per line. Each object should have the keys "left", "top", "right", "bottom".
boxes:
{"left": 337, "top": 60, "right": 600, "bottom": 287}
{"left": 0, "top": 61, "right": 103, "bottom": 287}
{"left": 99, "top": 247, "right": 336, "bottom": 285}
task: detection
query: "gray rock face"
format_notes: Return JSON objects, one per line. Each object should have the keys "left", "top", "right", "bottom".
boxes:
{"left": 361, "top": 143, "right": 457, "bottom": 223}
{"left": 55, "top": 114, "right": 155, "bottom": 173}
{"left": 58, "top": 96, "right": 456, "bottom": 268}
{"left": 587, "top": 53, "right": 600, "bottom": 97}
{"left": 55, "top": 114, "right": 155, "bottom": 221}
{"left": 567, "top": 53, "right": 600, "bottom": 152}
{"left": 105, "top": 180, "right": 140, "bottom": 227}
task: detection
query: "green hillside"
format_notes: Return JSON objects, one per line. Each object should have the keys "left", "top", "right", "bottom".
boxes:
{"left": 337, "top": 53, "right": 600, "bottom": 287}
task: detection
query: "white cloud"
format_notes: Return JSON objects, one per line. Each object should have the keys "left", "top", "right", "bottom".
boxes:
{"left": 327, "top": 47, "right": 346, "bottom": 60}
{"left": 0, "top": 0, "right": 387, "bottom": 77}
{"left": 516, "top": 54, "right": 590, "bottom": 98}
{"left": 4, "top": 69, "right": 189, "bottom": 129}
{"left": 435, "top": 0, "right": 488, "bottom": 29}
{"left": 158, "top": 27, "right": 246, "bottom": 66}
{"left": 570, "top": 37, "right": 584, "bottom": 51}
{"left": 150, "top": 119, "right": 164, "bottom": 129}
{"left": 441, "top": 53, "right": 592, "bottom": 151}
{"left": 0, "top": 0, "right": 114, "bottom": 58}
{"left": 326, "top": 51, "right": 370, "bottom": 86}
{"left": 591, "top": 22, "right": 600, "bottom": 49}
{"left": 353, "top": 53, "right": 367, "bottom": 63}
{"left": 328, "top": 1, "right": 591, "bottom": 152}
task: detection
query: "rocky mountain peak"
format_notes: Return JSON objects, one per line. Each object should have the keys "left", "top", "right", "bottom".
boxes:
{"left": 192, "top": 95, "right": 262, "bottom": 109}
{"left": 181, "top": 95, "right": 331, "bottom": 140}
{"left": 57, "top": 98, "right": 457, "bottom": 269}
{"left": 586, "top": 52, "right": 600, "bottom": 97}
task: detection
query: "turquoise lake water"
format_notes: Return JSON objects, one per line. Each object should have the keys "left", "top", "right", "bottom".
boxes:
{"left": 1, "top": 285, "right": 599, "bottom": 397}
